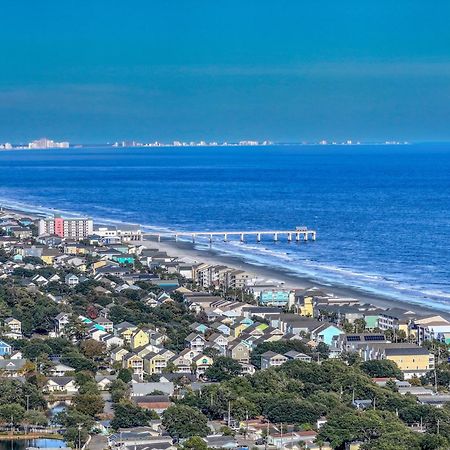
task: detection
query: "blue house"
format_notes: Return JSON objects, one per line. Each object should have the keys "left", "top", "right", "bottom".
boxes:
{"left": 0, "top": 340, "right": 12, "bottom": 356}
{"left": 312, "top": 324, "right": 344, "bottom": 346}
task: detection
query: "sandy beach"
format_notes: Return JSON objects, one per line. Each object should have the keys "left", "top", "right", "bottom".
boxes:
{"left": 144, "top": 236, "right": 450, "bottom": 320}
{"left": 3, "top": 204, "right": 448, "bottom": 319}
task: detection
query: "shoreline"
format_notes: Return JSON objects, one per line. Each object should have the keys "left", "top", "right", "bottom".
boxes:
{"left": 146, "top": 237, "right": 450, "bottom": 320}
{"left": 2, "top": 202, "right": 449, "bottom": 319}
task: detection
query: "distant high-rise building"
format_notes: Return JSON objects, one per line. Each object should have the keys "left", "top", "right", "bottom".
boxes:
{"left": 28, "top": 138, "right": 69, "bottom": 149}
{"left": 38, "top": 216, "right": 93, "bottom": 240}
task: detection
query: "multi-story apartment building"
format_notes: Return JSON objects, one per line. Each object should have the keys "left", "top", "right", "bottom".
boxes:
{"left": 38, "top": 216, "right": 93, "bottom": 240}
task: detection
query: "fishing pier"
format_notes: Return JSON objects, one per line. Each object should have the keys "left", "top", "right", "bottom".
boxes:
{"left": 144, "top": 228, "right": 316, "bottom": 243}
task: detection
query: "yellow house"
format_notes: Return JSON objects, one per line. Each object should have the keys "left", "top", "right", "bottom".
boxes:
{"left": 130, "top": 329, "right": 150, "bottom": 350}
{"left": 119, "top": 326, "right": 137, "bottom": 344}
{"left": 299, "top": 295, "right": 314, "bottom": 317}
{"left": 123, "top": 353, "right": 144, "bottom": 377}
{"left": 348, "top": 443, "right": 362, "bottom": 450}
{"left": 384, "top": 346, "right": 434, "bottom": 373}
{"left": 40, "top": 249, "right": 60, "bottom": 265}
{"left": 230, "top": 323, "right": 248, "bottom": 338}
{"left": 92, "top": 260, "right": 108, "bottom": 271}
{"left": 367, "top": 344, "right": 434, "bottom": 379}
{"left": 111, "top": 348, "right": 129, "bottom": 362}
{"left": 143, "top": 352, "right": 168, "bottom": 374}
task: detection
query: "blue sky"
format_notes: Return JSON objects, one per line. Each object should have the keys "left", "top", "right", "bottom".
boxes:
{"left": 1, "top": 1, "right": 449, "bottom": 143}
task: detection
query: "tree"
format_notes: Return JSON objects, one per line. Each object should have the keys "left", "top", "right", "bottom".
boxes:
{"left": 65, "top": 316, "right": 88, "bottom": 341}
{"left": 78, "top": 381, "right": 100, "bottom": 395}
{"left": 265, "top": 398, "right": 322, "bottom": 425}
{"left": 24, "top": 410, "right": 48, "bottom": 427}
{"left": 110, "top": 402, "right": 157, "bottom": 429}
{"left": 0, "top": 379, "right": 46, "bottom": 409}
{"left": 353, "top": 318, "right": 367, "bottom": 334}
{"left": 73, "top": 393, "right": 105, "bottom": 417}
{"left": 64, "top": 426, "right": 89, "bottom": 448}
{"left": 0, "top": 403, "right": 25, "bottom": 424}
{"left": 117, "top": 368, "right": 133, "bottom": 383}
{"left": 360, "top": 360, "right": 403, "bottom": 380}
{"left": 61, "top": 351, "right": 97, "bottom": 372}
{"left": 162, "top": 405, "right": 209, "bottom": 438}
{"left": 80, "top": 339, "right": 106, "bottom": 360}
{"left": 22, "top": 341, "right": 53, "bottom": 359}
{"left": 55, "top": 408, "right": 94, "bottom": 430}
{"left": 205, "top": 356, "right": 242, "bottom": 382}
{"left": 318, "top": 409, "right": 416, "bottom": 449}
{"left": 182, "top": 436, "right": 208, "bottom": 450}
{"left": 109, "top": 379, "right": 129, "bottom": 404}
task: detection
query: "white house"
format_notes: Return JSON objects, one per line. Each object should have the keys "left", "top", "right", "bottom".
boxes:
{"left": 45, "top": 377, "right": 78, "bottom": 394}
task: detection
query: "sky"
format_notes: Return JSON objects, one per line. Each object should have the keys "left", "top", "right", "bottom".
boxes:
{"left": 0, "top": 1, "right": 449, "bottom": 143}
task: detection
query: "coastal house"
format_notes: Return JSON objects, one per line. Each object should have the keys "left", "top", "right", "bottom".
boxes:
{"left": 227, "top": 341, "right": 250, "bottom": 363}
{"left": 331, "top": 333, "right": 387, "bottom": 358}
{"left": 95, "top": 375, "right": 117, "bottom": 391}
{"left": 0, "top": 339, "right": 12, "bottom": 356}
{"left": 4, "top": 317, "right": 22, "bottom": 335}
{"left": 101, "top": 334, "right": 124, "bottom": 349}
{"left": 0, "top": 359, "right": 27, "bottom": 376}
{"left": 185, "top": 333, "right": 207, "bottom": 354}
{"left": 206, "top": 332, "right": 229, "bottom": 355}
{"left": 40, "top": 248, "right": 61, "bottom": 265}
{"left": 65, "top": 273, "right": 79, "bottom": 287}
{"left": 284, "top": 350, "right": 312, "bottom": 362}
{"left": 131, "top": 329, "right": 150, "bottom": 350}
{"left": 259, "top": 289, "right": 293, "bottom": 308}
{"left": 54, "top": 312, "right": 71, "bottom": 334}
{"left": 169, "top": 352, "right": 193, "bottom": 373}
{"left": 133, "top": 395, "right": 172, "bottom": 413}
{"left": 412, "top": 315, "right": 450, "bottom": 345}
{"left": 363, "top": 343, "right": 435, "bottom": 379}
{"left": 49, "top": 363, "right": 76, "bottom": 377}
{"left": 310, "top": 323, "right": 344, "bottom": 346}
{"left": 143, "top": 352, "right": 169, "bottom": 375}
{"left": 45, "top": 377, "right": 78, "bottom": 394}
{"left": 94, "top": 317, "right": 114, "bottom": 333}
{"left": 192, "top": 353, "right": 213, "bottom": 376}
{"left": 123, "top": 353, "right": 144, "bottom": 379}
{"left": 378, "top": 308, "right": 417, "bottom": 334}
{"left": 260, "top": 351, "right": 288, "bottom": 369}
{"left": 111, "top": 347, "right": 129, "bottom": 363}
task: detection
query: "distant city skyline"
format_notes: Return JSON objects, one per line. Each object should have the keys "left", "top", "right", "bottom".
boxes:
{"left": 1, "top": 1, "right": 449, "bottom": 143}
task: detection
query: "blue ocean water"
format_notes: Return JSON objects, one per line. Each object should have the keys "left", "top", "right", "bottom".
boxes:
{"left": 0, "top": 144, "right": 449, "bottom": 310}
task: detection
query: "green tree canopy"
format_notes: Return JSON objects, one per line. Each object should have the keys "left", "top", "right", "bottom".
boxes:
{"left": 360, "top": 360, "right": 403, "bottom": 380}
{"left": 162, "top": 405, "right": 209, "bottom": 438}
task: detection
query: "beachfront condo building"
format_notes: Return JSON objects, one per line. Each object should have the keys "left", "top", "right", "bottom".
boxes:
{"left": 38, "top": 216, "right": 93, "bottom": 240}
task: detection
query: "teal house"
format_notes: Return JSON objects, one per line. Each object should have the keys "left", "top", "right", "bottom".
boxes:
{"left": 259, "top": 290, "right": 291, "bottom": 307}
{"left": 112, "top": 255, "right": 135, "bottom": 265}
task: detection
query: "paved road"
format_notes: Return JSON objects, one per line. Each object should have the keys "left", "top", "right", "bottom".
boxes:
{"left": 87, "top": 434, "right": 108, "bottom": 450}
{"left": 101, "top": 392, "right": 114, "bottom": 415}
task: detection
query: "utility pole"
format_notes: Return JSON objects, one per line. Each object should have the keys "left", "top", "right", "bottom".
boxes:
{"left": 227, "top": 400, "right": 231, "bottom": 427}
{"left": 245, "top": 409, "right": 249, "bottom": 438}
{"left": 280, "top": 422, "right": 283, "bottom": 450}
{"left": 25, "top": 394, "right": 30, "bottom": 435}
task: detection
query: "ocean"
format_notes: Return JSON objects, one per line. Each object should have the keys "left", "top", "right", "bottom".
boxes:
{"left": 0, "top": 144, "right": 449, "bottom": 310}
